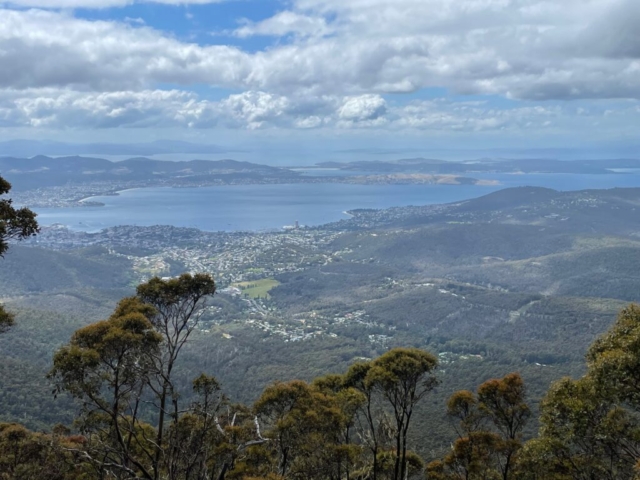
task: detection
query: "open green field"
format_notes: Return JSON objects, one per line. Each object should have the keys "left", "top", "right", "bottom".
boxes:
{"left": 232, "top": 278, "right": 280, "bottom": 299}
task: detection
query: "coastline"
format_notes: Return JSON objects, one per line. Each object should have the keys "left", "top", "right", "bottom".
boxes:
{"left": 32, "top": 178, "right": 503, "bottom": 210}
{"left": 77, "top": 187, "right": 143, "bottom": 205}
{"left": 24, "top": 170, "right": 640, "bottom": 221}
{"left": 32, "top": 181, "right": 640, "bottom": 236}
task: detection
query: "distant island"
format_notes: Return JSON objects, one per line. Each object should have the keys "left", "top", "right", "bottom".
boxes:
{"left": 2, "top": 155, "right": 639, "bottom": 208}
{"left": 342, "top": 173, "right": 501, "bottom": 186}
{"left": 1, "top": 155, "right": 503, "bottom": 208}
{"left": 315, "top": 157, "right": 640, "bottom": 175}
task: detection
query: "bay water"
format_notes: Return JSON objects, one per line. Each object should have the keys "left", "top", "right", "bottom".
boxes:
{"left": 35, "top": 172, "right": 640, "bottom": 232}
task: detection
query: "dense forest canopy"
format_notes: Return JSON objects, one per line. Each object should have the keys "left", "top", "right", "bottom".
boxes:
{"left": 4, "top": 281, "right": 640, "bottom": 479}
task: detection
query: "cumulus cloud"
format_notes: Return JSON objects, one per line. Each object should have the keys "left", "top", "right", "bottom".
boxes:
{"left": 0, "top": 0, "right": 639, "bottom": 139}
{"left": 0, "top": 87, "right": 632, "bottom": 135}
{"left": 0, "top": 2, "right": 639, "bottom": 101}
{"left": 338, "top": 95, "right": 387, "bottom": 126}
{"left": 393, "top": 101, "right": 561, "bottom": 131}
{"left": 270, "top": 0, "right": 640, "bottom": 100}
{"left": 218, "top": 91, "right": 291, "bottom": 129}
{"left": 0, "top": 89, "right": 205, "bottom": 128}
{"left": 0, "top": 9, "right": 250, "bottom": 91}
{"left": 0, "top": 89, "right": 338, "bottom": 130}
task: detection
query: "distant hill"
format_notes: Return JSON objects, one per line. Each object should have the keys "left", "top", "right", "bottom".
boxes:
{"left": 317, "top": 158, "right": 640, "bottom": 174}
{"left": 323, "top": 186, "right": 640, "bottom": 304}
{"left": 0, "top": 155, "right": 297, "bottom": 190}
{"left": 369, "top": 186, "right": 640, "bottom": 234}
{"left": 0, "top": 245, "right": 133, "bottom": 294}
{"left": 453, "top": 186, "right": 561, "bottom": 211}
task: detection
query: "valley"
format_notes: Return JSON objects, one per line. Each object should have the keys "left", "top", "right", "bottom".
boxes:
{"left": 0, "top": 186, "right": 638, "bottom": 454}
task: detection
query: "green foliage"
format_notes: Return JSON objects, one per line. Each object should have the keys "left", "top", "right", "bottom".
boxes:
{"left": 0, "top": 177, "right": 39, "bottom": 259}
{"left": 253, "top": 379, "right": 361, "bottom": 479}
{"left": 10, "top": 300, "right": 640, "bottom": 479}
{"left": 44, "top": 311, "right": 442, "bottom": 480}
{"left": 477, "top": 373, "right": 530, "bottom": 442}
{"left": 0, "top": 174, "right": 38, "bottom": 338}
{"left": 586, "top": 304, "right": 640, "bottom": 406}
{"left": 428, "top": 373, "right": 530, "bottom": 480}
{"left": 0, "top": 305, "right": 14, "bottom": 334}
{"left": 233, "top": 279, "right": 280, "bottom": 299}
{"left": 49, "top": 297, "right": 163, "bottom": 479}
{"left": 519, "top": 305, "right": 640, "bottom": 479}
{"left": 136, "top": 273, "right": 216, "bottom": 315}
{"left": 47, "top": 274, "right": 219, "bottom": 480}
{"left": 0, "top": 422, "right": 90, "bottom": 479}
{"left": 519, "top": 376, "right": 640, "bottom": 479}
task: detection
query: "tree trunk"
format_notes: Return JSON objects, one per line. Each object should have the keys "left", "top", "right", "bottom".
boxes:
{"left": 154, "top": 383, "right": 168, "bottom": 480}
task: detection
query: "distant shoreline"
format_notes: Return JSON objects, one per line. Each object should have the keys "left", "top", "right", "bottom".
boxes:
{"left": 33, "top": 182, "right": 640, "bottom": 235}
{"left": 68, "top": 178, "right": 501, "bottom": 209}
{"left": 25, "top": 168, "right": 640, "bottom": 213}
{"left": 77, "top": 187, "right": 142, "bottom": 205}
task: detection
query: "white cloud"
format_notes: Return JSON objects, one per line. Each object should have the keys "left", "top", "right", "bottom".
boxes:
{"left": 0, "top": 9, "right": 250, "bottom": 91}
{"left": 338, "top": 94, "right": 387, "bottom": 124}
{"left": 0, "top": 0, "right": 639, "bottom": 141}
{"left": 234, "top": 11, "right": 331, "bottom": 38}
{"left": 0, "top": 2, "right": 639, "bottom": 101}
{"left": 247, "top": 0, "right": 640, "bottom": 100}
{"left": 0, "top": 89, "right": 204, "bottom": 128}
{"left": 294, "top": 116, "right": 324, "bottom": 128}
{"left": 124, "top": 17, "right": 145, "bottom": 25}
{"left": 393, "top": 100, "right": 561, "bottom": 131}
{"left": 1, "top": 87, "right": 634, "bottom": 136}
{"left": 0, "top": 88, "right": 333, "bottom": 129}
{"left": 218, "top": 91, "right": 291, "bottom": 129}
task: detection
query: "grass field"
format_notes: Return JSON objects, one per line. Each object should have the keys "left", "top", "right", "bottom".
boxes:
{"left": 232, "top": 278, "right": 280, "bottom": 299}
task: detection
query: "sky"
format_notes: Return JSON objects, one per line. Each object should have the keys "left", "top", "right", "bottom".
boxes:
{"left": 0, "top": 0, "right": 638, "bottom": 163}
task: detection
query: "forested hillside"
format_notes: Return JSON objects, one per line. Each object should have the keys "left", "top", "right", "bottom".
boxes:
{"left": 1, "top": 183, "right": 640, "bottom": 477}
{"left": 0, "top": 156, "right": 296, "bottom": 191}
{"left": 2, "top": 274, "right": 640, "bottom": 480}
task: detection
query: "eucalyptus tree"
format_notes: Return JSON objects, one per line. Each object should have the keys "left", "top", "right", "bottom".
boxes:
{"left": 0, "top": 176, "right": 38, "bottom": 259}
{"left": 517, "top": 376, "right": 640, "bottom": 480}
{"left": 49, "top": 297, "right": 163, "bottom": 479}
{"left": 135, "top": 273, "right": 216, "bottom": 478}
{"left": 587, "top": 304, "right": 640, "bottom": 408}
{"left": 165, "top": 374, "right": 226, "bottom": 480}
{"left": 427, "top": 373, "right": 529, "bottom": 480}
{"left": 50, "top": 274, "right": 217, "bottom": 479}
{"left": 0, "top": 175, "right": 38, "bottom": 332}
{"left": 344, "top": 361, "right": 389, "bottom": 480}
{"left": 516, "top": 305, "right": 640, "bottom": 480}
{"left": 367, "top": 348, "right": 438, "bottom": 480}
{"left": 477, "top": 373, "right": 530, "bottom": 480}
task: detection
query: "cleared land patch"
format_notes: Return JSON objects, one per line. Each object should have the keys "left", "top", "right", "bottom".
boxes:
{"left": 233, "top": 278, "right": 281, "bottom": 299}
